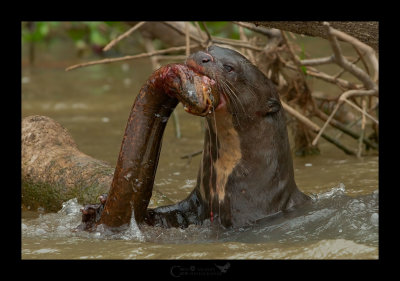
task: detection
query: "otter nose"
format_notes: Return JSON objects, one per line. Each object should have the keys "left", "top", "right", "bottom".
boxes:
{"left": 202, "top": 57, "right": 210, "bottom": 63}
{"left": 189, "top": 51, "right": 213, "bottom": 65}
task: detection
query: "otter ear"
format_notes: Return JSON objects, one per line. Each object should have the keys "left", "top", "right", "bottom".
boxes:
{"left": 265, "top": 97, "right": 281, "bottom": 114}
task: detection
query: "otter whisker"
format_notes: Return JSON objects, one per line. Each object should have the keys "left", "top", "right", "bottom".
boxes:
{"left": 221, "top": 80, "right": 251, "bottom": 129}
{"left": 224, "top": 80, "right": 248, "bottom": 117}
{"left": 220, "top": 80, "right": 242, "bottom": 115}
{"left": 223, "top": 80, "right": 246, "bottom": 114}
{"left": 232, "top": 83, "right": 251, "bottom": 110}
{"left": 244, "top": 82, "right": 258, "bottom": 99}
{"left": 220, "top": 81, "right": 243, "bottom": 129}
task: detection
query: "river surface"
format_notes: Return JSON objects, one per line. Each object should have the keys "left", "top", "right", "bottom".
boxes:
{"left": 21, "top": 37, "right": 379, "bottom": 259}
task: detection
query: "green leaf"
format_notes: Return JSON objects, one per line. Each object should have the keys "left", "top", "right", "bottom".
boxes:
{"left": 90, "top": 29, "right": 107, "bottom": 45}
{"left": 38, "top": 22, "right": 49, "bottom": 37}
{"left": 299, "top": 43, "right": 308, "bottom": 75}
{"left": 301, "top": 65, "right": 308, "bottom": 75}
{"left": 200, "top": 21, "right": 238, "bottom": 39}
{"left": 22, "top": 22, "right": 50, "bottom": 42}
{"left": 75, "top": 39, "right": 87, "bottom": 49}
{"left": 67, "top": 28, "right": 87, "bottom": 41}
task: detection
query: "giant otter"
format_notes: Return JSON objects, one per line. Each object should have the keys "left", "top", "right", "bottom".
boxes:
{"left": 80, "top": 45, "right": 310, "bottom": 231}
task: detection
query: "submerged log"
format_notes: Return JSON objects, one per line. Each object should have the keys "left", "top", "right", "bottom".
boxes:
{"left": 21, "top": 115, "right": 172, "bottom": 212}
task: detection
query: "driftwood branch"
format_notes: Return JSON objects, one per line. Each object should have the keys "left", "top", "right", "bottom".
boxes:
{"left": 282, "top": 102, "right": 355, "bottom": 155}
{"left": 65, "top": 44, "right": 199, "bottom": 71}
{"left": 328, "top": 25, "right": 378, "bottom": 82}
{"left": 300, "top": 55, "right": 335, "bottom": 66}
{"left": 282, "top": 101, "right": 319, "bottom": 131}
{"left": 194, "top": 21, "right": 206, "bottom": 42}
{"left": 313, "top": 107, "right": 378, "bottom": 150}
{"left": 357, "top": 97, "right": 367, "bottom": 157}
{"left": 185, "top": 22, "right": 191, "bottom": 57}
{"left": 308, "top": 23, "right": 379, "bottom": 152}
{"left": 342, "top": 97, "right": 378, "bottom": 124}
{"left": 250, "top": 21, "right": 378, "bottom": 52}
{"left": 200, "top": 21, "right": 213, "bottom": 45}
{"left": 163, "top": 22, "right": 203, "bottom": 44}
{"left": 312, "top": 89, "right": 378, "bottom": 146}
{"left": 66, "top": 22, "right": 265, "bottom": 73}
{"left": 103, "top": 21, "right": 146, "bottom": 52}
{"left": 248, "top": 21, "right": 379, "bottom": 156}
{"left": 154, "top": 55, "right": 187, "bottom": 61}
{"left": 164, "top": 21, "right": 265, "bottom": 52}
{"left": 22, "top": 115, "right": 173, "bottom": 211}
{"left": 180, "top": 150, "right": 202, "bottom": 159}
{"left": 281, "top": 31, "right": 305, "bottom": 78}
{"left": 63, "top": 21, "right": 378, "bottom": 157}
{"left": 284, "top": 62, "right": 362, "bottom": 90}
{"left": 233, "top": 21, "right": 281, "bottom": 38}
{"left": 324, "top": 22, "right": 377, "bottom": 91}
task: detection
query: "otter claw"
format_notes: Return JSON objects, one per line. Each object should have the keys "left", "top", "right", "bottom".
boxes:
{"left": 98, "top": 193, "right": 108, "bottom": 205}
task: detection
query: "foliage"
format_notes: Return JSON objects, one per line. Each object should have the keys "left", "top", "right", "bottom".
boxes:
{"left": 22, "top": 21, "right": 244, "bottom": 58}
{"left": 22, "top": 21, "right": 246, "bottom": 63}
{"left": 299, "top": 43, "right": 308, "bottom": 76}
{"left": 22, "top": 21, "right": 128, "bottom": 52}
{"left": 199, "top": 21, "right": 241, "bottom": 39}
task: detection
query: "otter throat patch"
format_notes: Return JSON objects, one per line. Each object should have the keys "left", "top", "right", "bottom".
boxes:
{"left": 213, "top": 115, "right": 241, "bottom": 203}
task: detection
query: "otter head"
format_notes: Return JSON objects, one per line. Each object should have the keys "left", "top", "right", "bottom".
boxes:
{"left": 186, "top": 45, "right": 281, "bottom": 121}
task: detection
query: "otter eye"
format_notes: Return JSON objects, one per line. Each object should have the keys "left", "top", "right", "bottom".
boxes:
{"left": 223, "top": 65, "right": 234, "bottom": 72}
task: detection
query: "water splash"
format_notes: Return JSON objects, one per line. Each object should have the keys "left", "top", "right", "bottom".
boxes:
{"left": 58, "top": 198, "right": 82, "bottom": 215}
{"left": 120, "top": 215, "right": 145, "bottom": 241}
{"left": 219, "top": 184, "right": 379, "bottom": 246}
{"left": 22, "top": 198, "right": 147, "bottom": 241}
{"left": 22, "top": 198, "right": 84, "bottom": 239}
{"left": 21, "top": 184, "right": 378, "bottom": 248}
{"left": 311, "top": 182, "right": 346, "bottom": 200}
{"left": 102, "top": 210, "right": 145, "bottom": 242}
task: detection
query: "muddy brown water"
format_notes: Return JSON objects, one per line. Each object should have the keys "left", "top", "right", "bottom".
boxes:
{"left": 21, "top": 38, "right": 378, "bottom": 259}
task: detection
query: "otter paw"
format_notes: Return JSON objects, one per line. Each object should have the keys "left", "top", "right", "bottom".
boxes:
{"left": 76, "top": 194, "right": 108, "bottom": 231}
{"left": 98, "top": 193, "right": 108, "bottom": 205}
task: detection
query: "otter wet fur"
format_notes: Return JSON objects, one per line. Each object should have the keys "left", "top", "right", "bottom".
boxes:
{"left": 80, "top": 45, "right": 310, "bottom": 231}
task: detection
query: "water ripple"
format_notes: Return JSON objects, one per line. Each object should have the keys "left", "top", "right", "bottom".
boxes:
{"left": 22, "top": 184, "right": 378, "bottom": 258}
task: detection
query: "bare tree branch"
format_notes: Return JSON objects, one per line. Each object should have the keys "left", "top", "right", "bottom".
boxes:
{"left": 155, "top": 55, "right": 187, "bottom": 61}
{"left": 300, "top": 55, "right": 335, "bottom": 66}
{"left": 312, "top": 89, "right": 378, "bottom": 146}
{"left": 65, "top": 44, "right": 199, "bottom": 71}
{"left": 324, "top": 22, "right": 377, "bottom": 90}
{"left": 342, "top": 97, "right": 378, "bottom": 124}
{"left": 357, "top": 97, "right": 367, "bottom": 158}
{"left": 282, "top": 101, "right": 355, "bottom": 155}
{"left": 233, "top": 21, "right": 281, "bottom": 38}
{"left": 103, "top": 21, "right": 146, "bottom": 52}
{"left": 63, "top": 21, "right": 379, "bottom": 157}
{"left": 313, "top": 106, "right": 378, "bottom": 149}
{"left": 328, "top": 25, "right": 378, "bottom": 82}
{"left": 185, "top": 22, "right": 191, "bottom": 57}
{"left": 163, "top": 22, "right": 203, "bottom": 44}
{"left": 200, "top": 21, "right": 213, "bottom": 45}
{"left": 250, "top": 21, "right": 378, "bottom": 52}
{"left": 164, "top": 21, "right": 265, "bottom": 52}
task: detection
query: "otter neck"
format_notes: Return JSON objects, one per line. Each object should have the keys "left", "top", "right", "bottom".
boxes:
{"left": 200, "top": 110, "right": 242, "bottom": 204}
{"left": 199, "top": 108, "right": 298, "bottom": 226}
